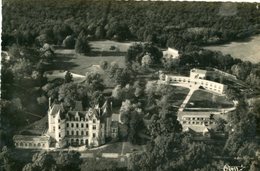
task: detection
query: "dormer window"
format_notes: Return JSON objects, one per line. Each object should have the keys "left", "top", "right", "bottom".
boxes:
{"left": 75, "top": 117, "right": 79, "bottom": 121}
{"left": 93, "top": 119, "right": 96, "bottom": 123}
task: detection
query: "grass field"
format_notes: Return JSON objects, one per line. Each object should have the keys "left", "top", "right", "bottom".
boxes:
{"left": 204, "top": 34, "right": 260, "bottom": 63}
{"left": 90, "top": 40, "right": 134, "bottom": 52}
{"left": 170, "top": 86, "right": 190, "bottom": 107}
{"left": 186, "top": 90, "right": 234, "bottom": 109}
{"left": 53, "top": 50, "right": 125, "bottom": 75}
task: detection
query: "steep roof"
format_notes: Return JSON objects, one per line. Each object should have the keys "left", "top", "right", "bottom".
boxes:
{"left": 49, "top": 104, "right": 65, "bottom": 116}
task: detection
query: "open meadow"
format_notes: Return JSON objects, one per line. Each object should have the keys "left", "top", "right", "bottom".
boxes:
{"left": 203, "top": 34, "right": 260, "bottom": 64}
{"left": 50, "top": 40, "right": 134, "bottom": 75}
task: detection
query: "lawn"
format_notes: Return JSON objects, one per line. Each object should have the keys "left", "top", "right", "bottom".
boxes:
{"left": 90, "top": 40, "right": 134, "bottom": 52}
{"left": 51, "top": 49, "right": 125, "bottom": 75}
{"left": 170, "top": 86, "right": 190, "bottom": 107}
{"left": 186, "top": 90, "right": 234, "bottom": 109}
{"left": 203, "top": 34, "right": 260, "bottom": 64}
{"left": 90, "top": 141, "right": 144, "bottom": 154}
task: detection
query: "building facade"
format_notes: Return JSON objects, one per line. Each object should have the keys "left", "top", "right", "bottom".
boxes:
{"left": 178, "top": 111, "right": 219, "bottom": 136}
{"left": 162, "top": 47, "right": 179, "bottom": 59}
{"left": 48, "top": 100, "right": 117, "bottom": 148}
{"left": 159, "top": 68, "right": 227, "bottom": 95}
{"left": 13, "top": 100, "right": 119, "bottom": 149}
{"left": 13, "top": 135, "right": 51, "bottom": 149}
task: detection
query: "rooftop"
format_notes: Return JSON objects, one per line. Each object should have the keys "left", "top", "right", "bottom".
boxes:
{"left": 178, "top": 111, "right": 217, "bottom": 117}
{"left": 183, "top": 125, "right": 210, "bottom": 133}
{"left": 190, "top": 68, "right": 207, "bottom": 75}
{"left": 13, "top": 135, "right": 50, "bottom": 142}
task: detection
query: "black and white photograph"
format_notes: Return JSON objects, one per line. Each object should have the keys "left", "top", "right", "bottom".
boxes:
{"left": 1, "top": 0, "right": 260, "bottom": 170}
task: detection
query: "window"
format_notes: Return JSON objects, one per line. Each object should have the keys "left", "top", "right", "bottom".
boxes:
{"left": 86, "top": 124, "right": 88, "bottom": 128}
{"left": 76, "top": 123, "right": 79, "bottom": 128}
{"left": 53, "top": 126, "right": 55, "bottom": 132}
{"left": 93, "top": 133, "right": 96, "bottom": 138}
{"left": 59, "top": 133, "right": 61, "bottom": 137}
{"left": 75, "top": 117, "right": 79, "bottom": 121}
{"left": 67, "top": 123, "right": 69, "bottom": 127}
{"left": 71, "top": 123, "right": 74, "bottom": 127}
{"left": 76, "top": 131, "right": 79, "bottom": 136}
{"left": 71, "top": 131, "right": 74, "bottom": 135}
{"left": 93, "top": 119, "right": 96, "bottom": 123}
{"left": 86, "top": 131, "right": 88, "bottom": 136}
{"left": 67, "top": 131, "right": 69, "bottom": 135}
{"left": 58, "top": 119, "right": 60, "bottom": 123}
{"left": 81, "top": 123, "right": 84, "bottom": 128}
{"left": 93, "top": 125, "right": 96, "bottom": 130}
{"left": 81, "top": 131, "right": 84, "bottom": 136}
{"left": 58, "top": 126, "right": 60, "bottom": 129}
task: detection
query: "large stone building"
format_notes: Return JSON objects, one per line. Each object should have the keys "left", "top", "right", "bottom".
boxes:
{"left": 48, "top": 100, "right": 117, "bottom": 148}
{"left": 13, "top": 100, "right": 119, "bottom": 149}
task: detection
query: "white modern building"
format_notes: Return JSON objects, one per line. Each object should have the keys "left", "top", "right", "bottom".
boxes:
{"left": 159, "top": 68, "right": 227, "bottom": 95}
{"left": 162, "top": 47, "right": 179, "bottom": 59}
{"left": 178, "top": 111, "right": 218, "bottom": 136}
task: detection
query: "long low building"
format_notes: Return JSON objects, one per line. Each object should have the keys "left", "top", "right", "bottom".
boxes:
{"left": 159, "top": 68, "right": 228, "bottom": 95}
{"left": 165, "top": 75, "right": 227, "bottom": 94}
{"left": 178, "top": 111, "right": 219, "bottom": 135}
{"left": 13, "top": 135, "right": 51, "bottom": 149}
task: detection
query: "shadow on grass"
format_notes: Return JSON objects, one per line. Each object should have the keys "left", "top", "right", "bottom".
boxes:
{"left": 47, "top": 54, "right": 79, "bottom": 71}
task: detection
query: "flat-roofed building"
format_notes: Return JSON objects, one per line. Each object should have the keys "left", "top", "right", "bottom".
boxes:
{"left": 159, "top": 68, "right": 228, "bottom": 95}
{"left": 13, "top": 135, "right": 51, "bottom": 149}
{"left": 178, "top": 111, "right": 219, "bottom": 136}
{"left": 190, "top": 68, "right": 207, "bottom": 79}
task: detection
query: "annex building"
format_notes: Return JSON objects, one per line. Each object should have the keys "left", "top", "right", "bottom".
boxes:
{"left": 178, "top": 111, "right": 219, "bottom": 136}
{"left": 13, "top": 100, "right": 119, "bottom": 149}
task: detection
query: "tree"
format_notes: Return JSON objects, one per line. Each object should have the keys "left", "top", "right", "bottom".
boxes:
{"left": 75, "top": 33, "right": 91, "bottom": 54}
{"left": 109, "top": 67, "right": 133, "bottom": 86}
{"left": 22, "top": 152, "right": 56, "bottom": 171}
{"left": 64, "top": 71, "right": 73, "bottom": 83}
{"left": 84, "top": 72, "right": 104, "bottom": 92}
{"left": 11, "top": 58, "right": 32, "bottom": 80}
{"left": 125, "top": 43, "right": 143, "bottom": 64}
{"left": 62, "top": 35, "right": 75, "bottom": 49}
{"left": 56, "top": 151, "right": 82, "bottom": 171}
{"left": 215, "top": 118, "right": 227, "bottom": 132}
{"left": 0, "top": 146, "right": 15, "bottom": 171}
{"left": 58, "top": 83, "right": 88, "bottom": 108}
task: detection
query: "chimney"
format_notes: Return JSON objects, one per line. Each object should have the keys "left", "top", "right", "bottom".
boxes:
{"left": 49, "top": 97, "right": 52, "bottom": 108}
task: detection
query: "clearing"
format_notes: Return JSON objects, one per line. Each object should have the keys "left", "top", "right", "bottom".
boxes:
{"left": 49, "top": 40, "right": 135, "bottom": 75}
{"left": 203, "top": 34, "right": 260, "bottom": 64}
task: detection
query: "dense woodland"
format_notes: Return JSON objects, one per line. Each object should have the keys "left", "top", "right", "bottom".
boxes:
{"left": 1, "top": 0, "right": 260, "bottom": 171}
{"left": 2, "top": 0, "right": 260, "bottom": 50}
